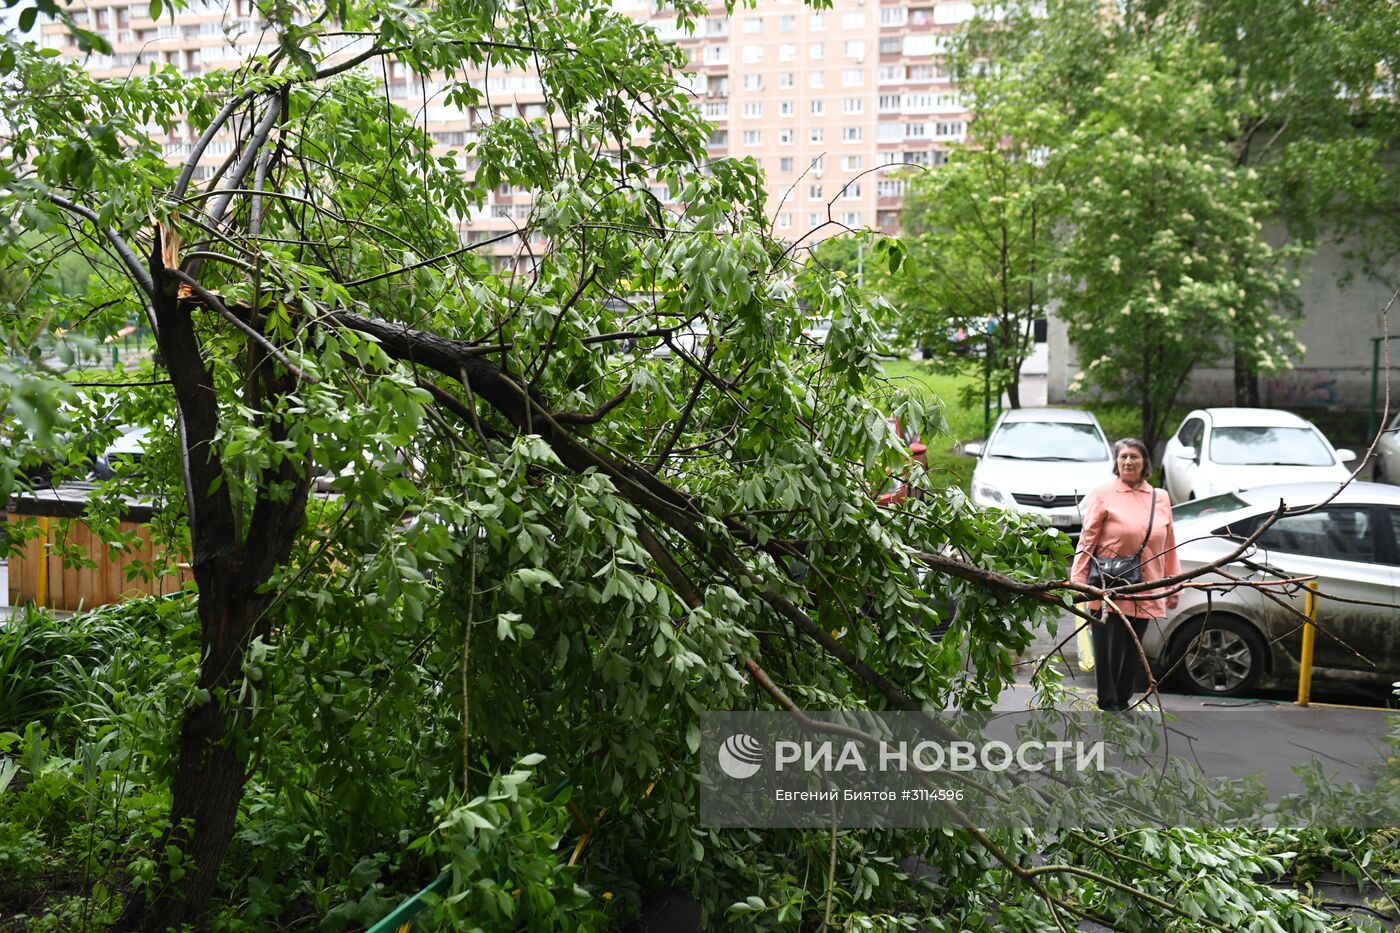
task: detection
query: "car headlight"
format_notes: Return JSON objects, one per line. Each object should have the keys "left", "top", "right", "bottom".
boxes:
{"left": 971, "top": 480, "right": 1007, "bottom": 506}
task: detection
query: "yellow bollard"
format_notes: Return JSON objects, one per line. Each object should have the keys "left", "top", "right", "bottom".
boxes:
{"left": 1296, "top": 581, "right": 1318, "bottom": 707}
{"left": 34, "top": 517, "right": 50, "bottom": 609}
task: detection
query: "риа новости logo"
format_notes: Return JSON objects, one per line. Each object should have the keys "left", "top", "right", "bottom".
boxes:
{"left": 718, "top": 734, "right": 763, "bottom": 779}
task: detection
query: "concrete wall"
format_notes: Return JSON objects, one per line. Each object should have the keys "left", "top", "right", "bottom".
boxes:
{"left": 1048, "top": 233, "right": 1400, "bottom": 416}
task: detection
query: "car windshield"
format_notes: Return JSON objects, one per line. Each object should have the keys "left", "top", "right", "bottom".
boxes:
{"left": 1173, "top": 492, "right": 1249, "bottom": 522}
{"left": 986, "top": 421, "right": 1109, "bottom": 461}
{"left": 1210, "top": 426, "right": 1335, "bottom": 466}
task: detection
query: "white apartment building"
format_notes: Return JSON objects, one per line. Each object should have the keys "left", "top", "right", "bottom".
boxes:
{"left": 38, "top": 0, "right": 974, "bottom": 261}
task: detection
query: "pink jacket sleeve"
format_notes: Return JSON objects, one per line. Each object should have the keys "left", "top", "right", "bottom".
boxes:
{"left": 1071, "top": 487, "right": 1104, "bottom": 585}
{"left": 1161, "top": 514, "right": 1182, "bottom": 606}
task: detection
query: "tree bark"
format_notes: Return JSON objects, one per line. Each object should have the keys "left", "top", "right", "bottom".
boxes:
{"left": 130, "top": 578, "right": 263, "bottom": 930}
{"left": 1233, "top": 348, "right": 1260, "bottom": 406}
{"left": 116, "top": 230, "right": 310, "bottom": 930}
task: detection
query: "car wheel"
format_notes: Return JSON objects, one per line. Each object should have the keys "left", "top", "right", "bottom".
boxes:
{"left": 1170, "top": 615, "right": 1266, "bottom": 697}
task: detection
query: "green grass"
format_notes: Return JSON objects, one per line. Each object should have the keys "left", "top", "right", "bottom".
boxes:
{"left": 878, "top": 359, "right": 984, "bottom": 491}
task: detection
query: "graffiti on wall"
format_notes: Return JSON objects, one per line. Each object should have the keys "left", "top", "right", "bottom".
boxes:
{"left": 1263, "top": 370, "right": 1339, "bottom": 407}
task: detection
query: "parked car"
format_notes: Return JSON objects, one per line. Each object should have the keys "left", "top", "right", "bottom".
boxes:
{"left": 1161, "top": 408, "right": 1354, "bottom": 504}
{"left": 964, "top": 408, "right": 1114, "bottom": 537}
{"left": 93, "top": 426, "right": 152, "bottom": 480}
{"left": 802, "top": 317, "right": 832, "bottom": 346}
{"left": 1147, "top": 481, "right": 1400, "bottom": 698}
{"left": 1374, "top": 409, "right": 1400, "bottom": 484}
{"left": 875, "top": 417, "right": 928, "bottom": 506}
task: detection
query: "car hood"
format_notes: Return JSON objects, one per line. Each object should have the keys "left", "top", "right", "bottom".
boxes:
{"left": 1205, "top": 462, "right": 1349, "bottom": 495}
{"left": 973, "top": 457, "right": 1113, "bottom": 497}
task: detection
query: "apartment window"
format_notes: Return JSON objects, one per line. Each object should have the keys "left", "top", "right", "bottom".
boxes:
{"left": 903, "top": 149, "right": 930, "bottom": 165}
{"left": 708, "top": 76, "right": 729, "bottom": 96}
{"left": 811, "top": 70, "right": 826, "bottom": 88}
{"left": 843, "top": 126, "right": 863, "bottom": 142}
{"left": 843, "top": 97, "right": 864, "bottom": 114}
{"left": 844, "top": 40, "right": 865, "bottom": 59}
{"left": 779, "top": 72, "right": 796, "bottom": 88}
{"left": 880, "top": 6, "right": 907, "bottom": 26}
{"left": 779, "top": 212, "right": 793, "bottom": 229}
{"left": 704, "top": 45, "right": 729, "bottom": 64}
{"left": 880, "top": 37, "right": 901, "bottom": 54}
{"left": 877, "top": 179, "right": 906, "bottom": 198}
{"left": 811, "top": 155, "right": 825, "bottom": 174}
{"left": 909, "top": 64, "right": 939, "bottom": 81}
{"left": 780, "top": 14, "right": 795, "bottom": 32}
{"left": 743, "top": 74, "right": 763, "bottom": 91}
{"left": 780, "top": 157, "right": 795, "bottom": 172}
{"left": 809, "top": 212, "right": 821, "bottom": 228}
{"left": 931, "top": 150, "right": 947, "bottom": 165}
{"left": 709, "top": 129, "right": 728, "bottom": 146}
{"left": 706, "top": 17, "right": 727, "bottom": 35}
{"left": 842, "top": 155, "right": 863, "bottom": 171}
{"left": 842, "top": 182, "right": 862, "bottom": 200}
{"left": 809, "top": 183, "right": 824, "bottom": 200}
{"left": 906, "top": 123, "right": 927, "bottom": 138}
{"left": 936, "top": 93, "right": 961, "bottom": 109}
{"left": 703, "top": 102, "right": 728, "bottom": 119}
{"left": 811, "top": 98, "right": 826, "bottom": 116}
{"left": 779, "top": 43, "right": 796, "bottom": 61}
{"left": 904, "top": 92, "right": 934, "bottom": 111}
{"left": 935, "top": 121, "right": 965, "bottom": 138}
{"left": 779, "top": 128, "right": 795, "bottom": 144}
{"left": 842, "top": 211, "right": 861, "bottom": 226}
{"left": 878, "top": 122, "right": 903, "bottom": 141}
{"left": 742, "top": 16, "right": 762, "bottom": 33}
{"left": 743, "top": 45, "right": 766, "bottom": 63}
{"left": 810, "top": 42, "right": 824, "bottom": 59}
{"left": 878, "top": 151, "right": 899, "bottom": 166}
{"left": 742, "top": 130, "right": 763, "bottom": 145}
{"left": 843, "top": 69, "right": 864, "bottom": 87}
{"left": 810, "top": 127, "right": 825, "bottom": 143}
{"left": 811, "top": 11, "right": 825, "bottom": 30}
{"left": 878, "top": 65, "right": 905, "bottom": 83}
{"left": 879, "top": 94, "right": 901, "bottom": 112}
{"left": 742, "top": 102, "right": 763, "bottom": 118}
{"left": 780, "top": 100, "right": 795, "bottom": 116}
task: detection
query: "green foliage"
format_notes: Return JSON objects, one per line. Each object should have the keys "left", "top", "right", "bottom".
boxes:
{"left": 2, "top": 0, "right": 1397, "bottom": 929}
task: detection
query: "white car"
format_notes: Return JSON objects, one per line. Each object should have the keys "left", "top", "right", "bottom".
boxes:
{"left": 1374, "top": 409, "right": 1400, "bottom": 484}
{"left": 1147, "top": 482, "right": 1400, "bottom": 697}
{"left": 965, "top": 408, "right": 1115, "bottom": 537}
{"left": 1161, "top": 408, "right": 1355, "bottom": 504}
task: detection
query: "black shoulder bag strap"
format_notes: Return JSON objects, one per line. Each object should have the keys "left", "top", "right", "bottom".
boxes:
{"left": 1131, "top": 488, "right": 1158, "bottom": 562}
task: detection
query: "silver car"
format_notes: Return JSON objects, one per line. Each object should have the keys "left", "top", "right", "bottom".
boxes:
{"left": 1144, "top": 482, "right": 1400, "bottom": 698}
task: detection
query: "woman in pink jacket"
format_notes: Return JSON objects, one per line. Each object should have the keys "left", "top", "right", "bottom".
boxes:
{"left": 1071, "top": 439, "right": 1181, "bottom": 711}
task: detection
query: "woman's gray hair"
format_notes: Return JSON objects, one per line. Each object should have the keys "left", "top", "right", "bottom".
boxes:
{"left": 1111, "top": 438, "right": 1152, "bottom": 476}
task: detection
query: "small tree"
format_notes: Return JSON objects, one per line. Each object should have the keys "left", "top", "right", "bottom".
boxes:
{"left": 1054, "top": 40, "right": 1304, "bottom": 450}
{"left": 887, "top": 80, "right": 1065, "bottom": 409}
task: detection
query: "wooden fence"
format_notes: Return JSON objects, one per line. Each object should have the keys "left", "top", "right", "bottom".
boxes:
{"left": 5, "top": 485, "right": 190, "bottom": 612}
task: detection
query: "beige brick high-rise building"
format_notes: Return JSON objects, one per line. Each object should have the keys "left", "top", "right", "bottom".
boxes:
{"left": 38, "top": 0, "right": 974, "bottom": 260}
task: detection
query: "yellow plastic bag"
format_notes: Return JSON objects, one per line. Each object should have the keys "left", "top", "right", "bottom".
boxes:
{"left": 1077, "top": 625, "right": 1095, "bottom": 673}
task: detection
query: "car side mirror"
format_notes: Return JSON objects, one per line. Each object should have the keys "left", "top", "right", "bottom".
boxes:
{"left": 1335, "top": 448, "right": 1357, "bottom": 463}
{"left": 1176, "top": 445, "right": 1197, "bottom": 462}
{"left": 962, "top": 442, "right": 982, "bottom": 458}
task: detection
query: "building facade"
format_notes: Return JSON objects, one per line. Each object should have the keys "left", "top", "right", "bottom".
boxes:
{"left": 38, "top": 0, "right": 977, "bottom": 264}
